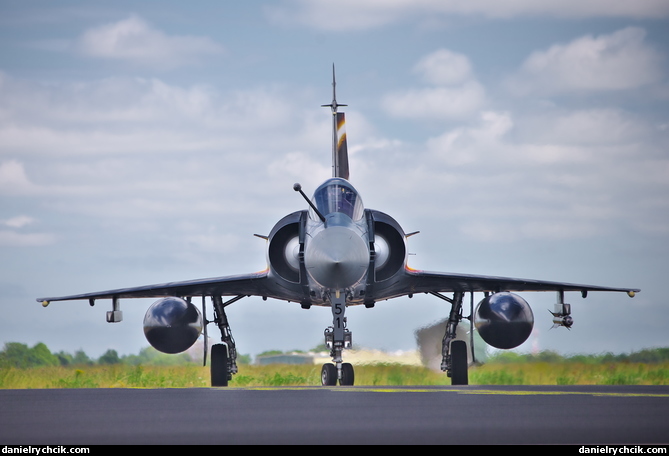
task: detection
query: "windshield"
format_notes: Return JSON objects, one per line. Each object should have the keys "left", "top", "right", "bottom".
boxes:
{"left": 311, "top": 178, "right": 364, "bottom": 221}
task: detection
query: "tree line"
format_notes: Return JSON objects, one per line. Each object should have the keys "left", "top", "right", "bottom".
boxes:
{"left": 487, "top": 347, "right": 669, "bottom": 364}
{"left": 3, "top": 341, "right": 669, "bottom": 369}
{"left": 0, "top": 342, "right": 198, "bottom": 368}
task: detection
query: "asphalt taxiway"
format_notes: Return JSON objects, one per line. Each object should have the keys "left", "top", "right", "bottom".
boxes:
{"left": 1, "top": 385, "right": 667, "bottom": 445}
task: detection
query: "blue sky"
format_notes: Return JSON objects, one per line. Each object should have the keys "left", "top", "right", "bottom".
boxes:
{"left": 1, "top": 1, "right": 668, "bottom": 359}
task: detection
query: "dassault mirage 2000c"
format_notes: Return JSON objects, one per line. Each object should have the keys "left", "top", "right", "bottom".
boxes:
{"left": 38, "top": 68, "right": 639, "bottom": 386}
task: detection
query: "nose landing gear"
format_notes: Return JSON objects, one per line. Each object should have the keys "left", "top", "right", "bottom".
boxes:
{"left": 321, "top": 290, "right": 355, "bottom": 386}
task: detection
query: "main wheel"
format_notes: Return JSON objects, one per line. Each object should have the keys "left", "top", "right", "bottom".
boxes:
{"left": 321, "top": 363, "right": 337, "bottom": 386}
{"left": 340, "top": 362, "right": 354, "bottom": 386}
{"left": 450, "top": 340, "right": 469, "bottom": 385}
{"left": 211, "top": 344, "right": 229, "bottom": 387}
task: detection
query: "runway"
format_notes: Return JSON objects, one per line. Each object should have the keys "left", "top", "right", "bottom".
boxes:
{"left": 1, "top": 385, "right": 668, "bottom": 445}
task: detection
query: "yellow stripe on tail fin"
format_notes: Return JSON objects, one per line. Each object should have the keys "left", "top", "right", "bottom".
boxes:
{"left": 336, "top": 112, "right": 349, "bottom": 180}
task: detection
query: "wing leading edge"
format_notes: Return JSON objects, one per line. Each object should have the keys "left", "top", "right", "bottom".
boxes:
{"left": 37, "top": 267, "right": 639, "bottom": 305}
{"left": 37, "top": 270, "right": 273, "bottom": 305}
{"left": 397, "top": 267, "right": 639, "bottom": 297}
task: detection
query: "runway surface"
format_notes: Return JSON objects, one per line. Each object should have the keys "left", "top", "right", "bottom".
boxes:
{"left": 1, "top": 385, "right": 668, "bottom": 445}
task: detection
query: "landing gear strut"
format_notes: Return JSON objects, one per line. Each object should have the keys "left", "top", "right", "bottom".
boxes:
{"left": 210, "top": 295, "right": 242, "bottom": 387}
{"left": 322, "top": 290, "right": 354, "bottom": 386}
{"left": 430, "top": 290, "right": 469, "bottom": 385}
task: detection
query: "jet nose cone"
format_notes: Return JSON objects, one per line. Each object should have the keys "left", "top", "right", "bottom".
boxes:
{"left": 305, "top": 226, "right": 369, "bottom": 289}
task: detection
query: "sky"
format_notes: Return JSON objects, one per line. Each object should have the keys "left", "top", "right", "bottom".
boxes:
{"left": 1, "top": 0, "right": 668, "bottom": 360}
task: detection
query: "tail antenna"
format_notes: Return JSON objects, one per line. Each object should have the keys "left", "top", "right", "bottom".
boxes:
{"left": 321, "top": 64, "right": 349, "bottom": 180}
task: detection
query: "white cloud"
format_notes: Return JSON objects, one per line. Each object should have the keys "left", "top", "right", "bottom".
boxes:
{"left": 413, "top": 49, "right": 473, "bottom": 86}
{"left": 0, "top": 74, "right": 300, "bottom": 159}
{"left": 0, "top": 216, "right": 54, "bottom": 247}
{"left": 0, "top": 160, "right": 39, "bottom": 195}
{"left": 382, "top": 49, "right": 485, "bottom": 120}
{"left": 459, "top": 219, "right": 601, "bottom": 242}
{"left": 517, "top": 108, "right": 651, "bottom": 146}
{"left": 266, "top": 0, "right": 406, "bottom": 31}
{"left": 398, "top": 106, "right": 669, "bottom": 243}
{"left": 508, "top": 27, "right": 665, "bottom": 95}
{"left": 268, "top": 0, "right": 669, "bottom": 31}
{"left": 3, "top": 215, "right": 35, "bottom": 229}
{"left": 0, "top": 71, "right": 334, "bottom": 230}
{"left": 0, "top": 231, "right": 56, "bottom": 247}
{"left": 0, "top": 71, "right": 223, "bottom": 131}
{"left": 425, "top": 111, "right": 513, "bottom": 165}
{"left": 382, "top": 83, "right": 486, "bottom": 121}
{"left": 75, "top": 15, "right": 223, "bottom": 68}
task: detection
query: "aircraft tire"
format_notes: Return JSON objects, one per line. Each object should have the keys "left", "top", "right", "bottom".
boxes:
{"left": 211, "top": 344, "right": 229, "bottom": 387}
{"left": 321, "top": 363, "right": 337, "bottom": 386}
{"left": 450, "top": 340, "right": 468, "bottom": 385}
{"left": 340, "top": 362, "right": 354, "bottom": 386}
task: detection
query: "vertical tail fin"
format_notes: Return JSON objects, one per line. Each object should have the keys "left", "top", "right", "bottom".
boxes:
{"left": 322, "top": 64, "right": 349, "bottom": 180}
{"left": 335, "top": 112, "right": 349, "bottom": 180}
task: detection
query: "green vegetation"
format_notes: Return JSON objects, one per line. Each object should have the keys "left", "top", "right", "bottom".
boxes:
{"left": 0, "top": 342, "right": 251, "bottom": 368}
{"left": 471, "top": 349, "right": 669, "bottom": 385}
{"left": 0, "top": 365, "right": 211, "bottom": 389}
{"left": 1, "top": 342, "right": 668, "bottom": 388}
{"left": 486, "top": 348, "right": 669, "bottom": 364}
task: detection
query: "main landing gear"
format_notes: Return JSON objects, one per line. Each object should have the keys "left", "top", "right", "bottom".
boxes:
{"left": 430, "top": 290, "right": 469, "bottom": 385}
{"left": 209, "top": 295, "right": 242, "bottom": 387}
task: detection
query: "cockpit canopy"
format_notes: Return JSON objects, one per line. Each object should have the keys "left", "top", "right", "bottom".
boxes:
{"left": 310, "top": 178, "right": 364, "bottom": 221}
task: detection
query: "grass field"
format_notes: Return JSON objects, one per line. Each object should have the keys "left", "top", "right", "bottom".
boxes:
{"left": 2, "top": 361, "right": 668, "bottom": 388}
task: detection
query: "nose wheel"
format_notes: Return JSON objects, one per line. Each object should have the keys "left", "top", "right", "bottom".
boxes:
{"left": 321, "top": 363, "right": 337, "bottom": 386}
{"left": 321, "top": 362, "right": 354, "bottom": 386}
{"left": 341, "top": 362, "right": 354, "bottom": 385}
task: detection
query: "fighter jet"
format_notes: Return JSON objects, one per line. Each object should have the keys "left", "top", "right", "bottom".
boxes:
{"left": 37, "top": 67, "right": 639, "bottom": 386}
